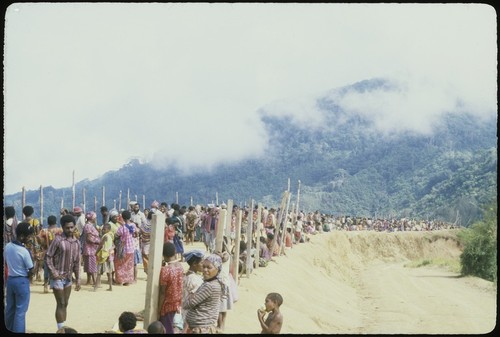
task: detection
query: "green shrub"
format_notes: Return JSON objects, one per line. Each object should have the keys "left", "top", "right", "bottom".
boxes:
{"left": 458, "top": 199, "right": 497, "bottom": 282}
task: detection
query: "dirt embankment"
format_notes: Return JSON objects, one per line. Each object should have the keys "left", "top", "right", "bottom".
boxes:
{"left": 26, "top": 230, "right": 496, "bottom": 334}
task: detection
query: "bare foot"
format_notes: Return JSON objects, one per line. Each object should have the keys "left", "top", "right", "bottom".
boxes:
{"left": 106, "top": 288, "right": 112, "bottom": 291}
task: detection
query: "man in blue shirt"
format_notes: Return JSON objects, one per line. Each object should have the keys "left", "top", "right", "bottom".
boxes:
{"left": 4, "top": 222, "right": 35, "bottom": 333}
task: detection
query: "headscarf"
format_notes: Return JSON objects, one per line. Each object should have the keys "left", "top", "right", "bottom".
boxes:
{"left": 151, "top": 200, "right": 160, "bottom": 208}
{"left": 183, "top": 249, "right": 205, "bottom": 264}
{"left": 204, "top": 253, "right": 229, "bottom": 299}
{"left": 109, "top": 209, "right": 119, "bottom": 217}
{"left": 85, "top": 211, "right": 97, "bottom": 220}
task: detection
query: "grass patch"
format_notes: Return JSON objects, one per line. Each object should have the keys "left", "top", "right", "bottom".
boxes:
{"left": 405, "top": 258, "right": 461, "bottom": 273}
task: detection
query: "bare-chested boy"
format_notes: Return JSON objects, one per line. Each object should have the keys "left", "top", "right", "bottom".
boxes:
{"left": 257, "top": 292, "right": 283, "bottom": 334}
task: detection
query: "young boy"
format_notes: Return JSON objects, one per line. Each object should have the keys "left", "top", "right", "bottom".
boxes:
{"left": 94, "top": 223, "right": 114, "bottom": 291}
{"left": 257, "top": 292, "right": 283, "bottom": 334}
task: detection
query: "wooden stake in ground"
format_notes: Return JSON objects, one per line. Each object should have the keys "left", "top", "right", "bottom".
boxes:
{"left": 215, "top": 209, "right": 227, "bottom": 253}
{"left": 255, "top": 202, "right": 262, "bottom": 269}
{"left": 279, "top": 191, "right": 292, "bottom": 255}
{"left": 102, "top": 186, "right": 106, "bottom": 207}
{"left": 94, "top": 196, "right": 98, "bottom": 212}
{"left": 143, "top": 212, "right": 166, "bottom": 329}
{"left": 40, "top": 185, "right": 43, "bottom": 226}
{"left": 119, "top": 190, "right": 122, "bottom": 211}
{"left": 246, "top": 199, "right": 254, "bottom": 278}
{"left": 83, "top": 188, "right": 86, "bottom": 213}
{"left": 22, "top": 187, "right": 26, "bottom": 220}
{"left": 225, "top": 199, "right": 233, "bottom": 240}
{"left": 72, "top": 170, "right": 75, "bottom": 210}
{"left": 269, "top": 191, "right": 289, "bottom": 258}
{"left": 232, "top": 209, "right": 242, "bottom": 283}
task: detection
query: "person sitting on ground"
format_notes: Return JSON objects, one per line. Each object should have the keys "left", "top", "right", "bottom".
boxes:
{"left": 118, "top": 311, "right": 147, "bottom": 334}
{"left": 147, "top": 320, "right": 166, "bottom": 334}
{"left": 257, "top": 292, "right": 284, "bottom": 334}
{"left": 56, "top": 326, "right": 78, "bottom": 333}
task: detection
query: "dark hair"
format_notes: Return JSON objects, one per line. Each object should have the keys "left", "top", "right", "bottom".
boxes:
{"left": 15, "top": 222, "right": 34, "bottom": 237}
{"left": 186, "top": 255, "right": 203, "bottom": 266}
{"left": 118, "top": 311, "right": 137, "bottom": 332}
{"left": 58, "top": 326, "right": 78, "bottom": 333}
{"left": 47, "top": 215, "right": 57, "bottom": 226}
{"left": 4, "top": 206, "right": 16, "bottom": 219}
{"left": 22, "top": 205, "right": 34, "bottom": 217}
{"left": 163, "top": 241, "right": 176, "bottom": 258}
{"left": 121, "top": 210, "right": 131, "bottom": 220}
{"left": 100, "top": 206, "right": 108, "bottom": 212}
{"left": 266, "top": 292, "right": 283, "bottom": 307}
{"left": 60, "top": 214, "right": 75, "bottom": 227}
{"left": 147, "top": 321, "right": 165, "bottom": 334}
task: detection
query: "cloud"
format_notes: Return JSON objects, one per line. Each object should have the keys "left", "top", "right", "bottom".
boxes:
{"left": 3, "top": 3, "right": 497, "bottom": 195}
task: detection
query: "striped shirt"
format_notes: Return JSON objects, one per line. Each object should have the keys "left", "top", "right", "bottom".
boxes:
{"left": 45, "top": 234, "right": 81, "bottom": 280}
{"left": 183, "top": 278, "right": 223, "bottom": 328}
{"left": 116, "top": 222, "right": 135, "bottom": 254}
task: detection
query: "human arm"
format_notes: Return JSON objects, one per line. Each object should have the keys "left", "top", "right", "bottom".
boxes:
{"left": 258, "top": 311, "right": 283, "bottom": 334}
{"left": 182, "top": 282, "right": 211, "bottom": 310}
{"left": 73, "top": 241, "right": 81, "bottom": 291}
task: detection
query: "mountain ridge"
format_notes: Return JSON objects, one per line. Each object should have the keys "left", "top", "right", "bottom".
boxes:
{"left": 4, "top": 78, "right": 497, "bottom": 226}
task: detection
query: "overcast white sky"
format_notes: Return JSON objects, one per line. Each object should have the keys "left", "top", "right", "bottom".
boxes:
{"left": 3, "top": 3, "right": 497, "bottom": 195}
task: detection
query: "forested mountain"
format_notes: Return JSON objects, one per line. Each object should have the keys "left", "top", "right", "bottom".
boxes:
{"left": 5, "top": 78, "right": 497, "bottom": 226}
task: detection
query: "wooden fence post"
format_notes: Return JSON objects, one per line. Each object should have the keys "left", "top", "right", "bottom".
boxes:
{"left": 215, "top": 209, "right": 227, "bottom": 253}
{"left": 232, "top": 209, "right": 242, "bottom": 283}
{"left": 143, "top": 212, "right": 166, "bottom": 329}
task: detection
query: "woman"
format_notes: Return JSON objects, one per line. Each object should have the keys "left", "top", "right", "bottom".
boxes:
{"left": 181, "top": 250, "right": 204, "bottom": 332}
{"left": 158, "top": 242, "right": 184, "bottom": 333}
{"left": 82, "top": 211, "right": 100, "bottom": 286}
{"left": 140, "top": 211, "right": 153, "bottom": 275}
{"left": 113, "top": 211, "right": 136, "bottom": 286}
{"left": 182, "top": 254, "right": 228, "bottom": 334}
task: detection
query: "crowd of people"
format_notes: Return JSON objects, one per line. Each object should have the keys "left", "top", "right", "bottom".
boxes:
{"left": 4, "top": 199, "right": 457, "bottom": 333}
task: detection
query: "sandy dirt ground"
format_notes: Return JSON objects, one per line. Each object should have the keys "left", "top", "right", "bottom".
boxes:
{"left": 24, "top": 230, "right": 496, "bottom": 334}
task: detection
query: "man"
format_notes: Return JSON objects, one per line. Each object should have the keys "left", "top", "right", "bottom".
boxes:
{"left": 73, "top": 206, "right": 85, "bottom": 240}
{"left": 100, "top": 206, "right": 109, "bottom": 227}
{"left": 130, "top": 202, "right": 147, "bottom": 278}
{"left": 45, "top": 214, "right": 81, "bottom": 331}
{"left": 22, "top": 205, "right": 42, "bottom": 282}
{"left": 4, "top": 222, "right": 34, "bottom": 333}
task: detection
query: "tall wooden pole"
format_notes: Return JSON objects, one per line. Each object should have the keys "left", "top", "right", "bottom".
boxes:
{"left": 102, "top": 186, "right": 106, "bottom": 207}
{"left": 287, "top": 177, "right": 290, "bottom": 192}
{"left": 94, "top": 196, "right": 98, "bottom": 212}
{"left": 176, "top": 192, "right": 179, "bottom": 204}
{"left": 190, "top": 196, "right": 193, "bottom": 206}
{"left": 113, "top": 200, "right": 116, "bottom": 210}
{"left": 215, "top": 209, "right": 227, "bottom": 253}
{"left": 225, "top": 199, "right": 233, "bottom": 240}
{"left": 279, "top": 191, "right": 292, "bottom": 255}
{"left": 72, "top": 170, "right": 75, "bottom": 210}
{"left": 135, "top": 194, "right": 138, "bottom": 202}
{"left": 231, "top": 209, "right": 242, "bottom": 283}
{"left": 82, "top": 188, "right": 86, "bottom": 213}
{"left": 127, "top": 189, "right": 130, "bottom": 209}
{"left": 254, "top": 202, "right": 262, "bottom": 269}
{"left": 40, "top": 185, "right": 44, "bottom": 226}
{"left": 216, "top": 192, "right": 219, "bottom": 206}
{"left": 118, "top": 190, "right": 122, "bottom": 211}
{"left": 296, "top": 179, "right": 301, "bottom": 214}
{"left": 246, "top": 199, "right": 254, "bottom": 278}
{"left": 143, "top": 212, "right": 166, "bottom": 329}
{"left": 22, "top": 187, "right": 26, "bottom": 220}
{"left": 143, "top": 195, "right": 146, "bottom": 210}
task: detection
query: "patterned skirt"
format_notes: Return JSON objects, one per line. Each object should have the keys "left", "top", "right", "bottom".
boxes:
{"left": 114, "top": 252, "right": 134, "bottom": 284}
{"left": 83, "top": 254, "right": 98, "bottom": 273}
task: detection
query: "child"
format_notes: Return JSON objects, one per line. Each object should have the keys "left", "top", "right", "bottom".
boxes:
{"left": 158, "top": 242, "right": 184, "bottom": 333}
{"left": 94, "top": 223, "right": 114, "bottom": 291}
{"left": 257, "top": 292, "right": 283, "bottom": 334}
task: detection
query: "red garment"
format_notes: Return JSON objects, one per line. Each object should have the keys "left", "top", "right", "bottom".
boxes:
{"left": 164, "top": 225, "right": 175, "bottom": 242}
{"left": 159, "top": 262, "right": 184, "bottom": 315}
